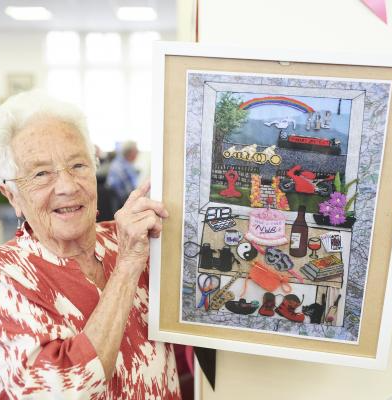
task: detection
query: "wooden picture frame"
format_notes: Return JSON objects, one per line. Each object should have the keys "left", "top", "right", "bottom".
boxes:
{"left": 149, "top": 42, "right": 392, "bottom": 369}
{"left": 7, "top": 73, "right": 34, "bottom": 97}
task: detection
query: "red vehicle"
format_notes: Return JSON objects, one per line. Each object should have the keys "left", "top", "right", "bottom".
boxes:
{"left": 279, "top": 165, "right": 334, "bottom": 196}
{"left": 278, "top": 131, "right": 341, "bottom": 155}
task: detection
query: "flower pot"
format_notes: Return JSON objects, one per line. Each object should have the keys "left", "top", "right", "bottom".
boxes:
{"left": 313, "top": 213, "right": 356, "bottom": 229}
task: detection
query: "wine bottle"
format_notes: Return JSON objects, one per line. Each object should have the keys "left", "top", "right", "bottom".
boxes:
{"left": 289, "top": 205, "right": 308, "bottom": 257}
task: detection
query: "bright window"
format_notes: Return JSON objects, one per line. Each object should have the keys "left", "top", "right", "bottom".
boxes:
{"left": 47, "top": 70, "right": 82, "bottom": 106}
{"left": 128, "top": 31, "right": 161, "bottom": 66}
{"left": 129, "top": 69, "right": 152, "bottom": 150}
{"left": 127, "top": 31, "right": 160, "bottom": 150}
{"left": 86, "top": 33, "right": 122, "bottom": 65}
{"left": 45, "top": 31, "right": 160, "bottom": 152}
{"left": 46, "top": 31, "right": 80, "bottom": 65}
{"left": 84, "top": 70, "right": 126, "bottom": 150}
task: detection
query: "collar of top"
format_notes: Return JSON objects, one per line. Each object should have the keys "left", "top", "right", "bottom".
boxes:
{"left": 16, "top": 221, "right": 107, "bottom": 267}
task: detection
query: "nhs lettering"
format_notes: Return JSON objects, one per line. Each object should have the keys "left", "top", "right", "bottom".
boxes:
{"left": 255, "top": 224, "right": 277, "bottom": 234}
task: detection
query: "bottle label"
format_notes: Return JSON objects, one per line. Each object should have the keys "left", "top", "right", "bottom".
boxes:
{"left": 291, "top": 233, "right": 301, "bottom": 249}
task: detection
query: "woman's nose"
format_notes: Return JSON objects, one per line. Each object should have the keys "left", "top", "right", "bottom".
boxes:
{"left": 53, "top": 168, "right": 79, "bottom": 194}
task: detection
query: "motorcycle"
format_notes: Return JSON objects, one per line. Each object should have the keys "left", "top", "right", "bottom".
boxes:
{"left": 279, "top": 165, "right": 334, "bottom": 196}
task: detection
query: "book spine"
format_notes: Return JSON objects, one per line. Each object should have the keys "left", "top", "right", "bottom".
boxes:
{"left": 301, "top": 265, "right": 343, "bottom": 279}
{"left": 304, "top": 262, "right": 343, "bottom": 274}
{"left": 300, "top": 267, "right": 343, "bottom": 281}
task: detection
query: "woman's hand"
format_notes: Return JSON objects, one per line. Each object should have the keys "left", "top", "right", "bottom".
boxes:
{"left": 85, "top": 181, "right": 168, "bottom": 380}
{"left": 114, "top": 181, "right": 168, "bottom": 276}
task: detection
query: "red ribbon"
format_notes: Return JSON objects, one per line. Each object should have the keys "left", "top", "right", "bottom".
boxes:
{"left": 362, "top": 0, "right": 388, "bottom": 23}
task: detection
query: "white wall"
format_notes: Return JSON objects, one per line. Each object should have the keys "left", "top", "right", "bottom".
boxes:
{"left": 0, "top": 32, "right": 47, "bottom": 100}
{"left": 188, "top": 1, "right": 392, "bottom": 399}
{"left": 201, "top": 348, "right": 392, "bottom": 400}
{"left": 199, "top": 0, "right": 392, "bottom": 55}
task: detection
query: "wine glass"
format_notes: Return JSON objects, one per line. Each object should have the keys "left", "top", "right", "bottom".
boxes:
{"left": 308, "top": 237, "right": 321, "bottom": 259}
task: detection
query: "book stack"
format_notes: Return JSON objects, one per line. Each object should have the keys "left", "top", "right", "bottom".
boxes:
{"left": 300, "top": 255, "right": 344, "bottom": 281}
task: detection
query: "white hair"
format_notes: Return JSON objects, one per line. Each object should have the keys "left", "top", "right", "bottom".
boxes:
{"left": 0, "top": 90, "right": 96, "bottom": 191}
{"left": 120, "top": 140, "right": 138, "bottom": 157}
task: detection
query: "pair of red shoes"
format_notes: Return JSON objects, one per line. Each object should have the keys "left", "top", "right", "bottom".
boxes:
{"left": 259, "top": 293, "right": 305, "bottom": 323}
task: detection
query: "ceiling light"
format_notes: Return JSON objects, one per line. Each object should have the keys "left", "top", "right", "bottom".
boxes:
{"left": 116, "top": 6, "right": 157, "bottom": 21}
{"left": 4, "top": 6, "right": 52, "bottom": 21}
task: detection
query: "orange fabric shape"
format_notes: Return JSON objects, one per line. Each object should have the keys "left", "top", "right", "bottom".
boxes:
{"left": 249, "top": 261, "right": 291, "bottom": 293}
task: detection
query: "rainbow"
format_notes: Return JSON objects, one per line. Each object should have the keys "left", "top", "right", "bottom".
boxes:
{"left": 239, "top": 96, "right": 315, "bottom": 113}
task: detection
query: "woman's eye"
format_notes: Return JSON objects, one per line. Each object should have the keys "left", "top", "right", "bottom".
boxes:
{"left": 72, "top": 163, "right": 86, "bottom": 169}
{"left": 35, "top": 170, "right": 50, "bottom": 177}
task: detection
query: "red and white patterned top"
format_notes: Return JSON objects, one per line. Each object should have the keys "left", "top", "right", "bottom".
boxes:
{"left": 0, "top": 221, "right": 181, "bottom": 400}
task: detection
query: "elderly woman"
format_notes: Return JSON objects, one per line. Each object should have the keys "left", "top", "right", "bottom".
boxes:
{"left": 0, "top": 91, "right": 181, "bottom": 399}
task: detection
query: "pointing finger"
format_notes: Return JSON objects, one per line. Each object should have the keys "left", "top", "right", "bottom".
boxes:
{"left": 126, "top": 180, "right": 151, "bottom": 203}
{"left": 139, "top": 180, "right": 151, "bottom": 195}
{"left": 130, "top": 198, "right": 169, "bottom": 218}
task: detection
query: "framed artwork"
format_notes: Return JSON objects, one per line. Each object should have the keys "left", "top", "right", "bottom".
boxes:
{"left": 7, "top": 73, "right": 34, "bottom": 96}
{"left": 149, "top": 42, "right": 392, "bottom": 368}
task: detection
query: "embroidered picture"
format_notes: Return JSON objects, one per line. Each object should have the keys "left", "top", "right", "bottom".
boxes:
{"left": 180, "top": 70, "right": 391, "bottom": 342}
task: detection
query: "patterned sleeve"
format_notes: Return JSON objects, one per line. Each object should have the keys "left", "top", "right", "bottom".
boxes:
{"left": 0, "top": 274, "right": 107, "bottom": 399}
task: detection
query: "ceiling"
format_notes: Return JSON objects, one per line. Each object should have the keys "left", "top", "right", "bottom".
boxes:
{"left": 0, "top": 0, "right": 177, "bottom": 32}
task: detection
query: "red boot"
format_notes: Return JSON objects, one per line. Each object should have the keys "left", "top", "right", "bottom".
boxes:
{"left": 275, "top": 294, "right": 305, "bottom": 323}
{"left": 259, "top": 292, "right": 275, "bottom": 317}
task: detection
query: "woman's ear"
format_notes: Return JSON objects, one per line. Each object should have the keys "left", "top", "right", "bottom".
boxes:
{"left": 0, "top": 184, "right": 22, "bottom": 217}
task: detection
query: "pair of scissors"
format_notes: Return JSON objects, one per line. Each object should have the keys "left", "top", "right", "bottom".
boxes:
{"left": 197, "top": 273, "right": 220, "bottom": 311}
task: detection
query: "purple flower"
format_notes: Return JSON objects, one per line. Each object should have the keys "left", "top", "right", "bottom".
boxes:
{"left": 329, "top": 192, "right": 347, "bottom": 208}
{"left": 329, "top": 208, "right": 347, "bottom": 225}
{"left": 319, "top": 201, "right": 333, "bottom": 216}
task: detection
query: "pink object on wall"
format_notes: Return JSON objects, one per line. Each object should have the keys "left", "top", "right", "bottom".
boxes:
{"left": 362, "top": 0, "right": 387, "bottom": 23}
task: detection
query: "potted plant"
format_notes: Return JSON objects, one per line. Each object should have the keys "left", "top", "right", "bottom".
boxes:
{"left": 313, "top": 172, "right": 357, "bottom": 228}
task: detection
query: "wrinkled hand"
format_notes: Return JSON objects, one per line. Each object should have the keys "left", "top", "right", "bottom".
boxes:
{"left": 114, "top": 181, "right": 168, "bottom": 274}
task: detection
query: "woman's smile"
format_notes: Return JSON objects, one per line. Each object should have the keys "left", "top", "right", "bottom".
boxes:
{"left": 53, "top": 204, "right": 84, "bottom": 217}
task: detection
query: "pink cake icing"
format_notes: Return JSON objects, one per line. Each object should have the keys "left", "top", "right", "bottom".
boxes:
{"left": 245, "top": 208, "right": 287, "bottom": 246}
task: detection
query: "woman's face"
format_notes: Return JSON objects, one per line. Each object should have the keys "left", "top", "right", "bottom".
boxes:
{"left": 7, "top": 116, "right": 97, "bottom": 248}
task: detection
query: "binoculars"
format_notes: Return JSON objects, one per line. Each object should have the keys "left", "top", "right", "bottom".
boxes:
{"left": 199, "top": 243, "right": 238, "bottom": 272}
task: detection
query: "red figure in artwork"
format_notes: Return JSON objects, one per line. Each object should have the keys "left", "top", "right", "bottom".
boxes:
{"left": 279, "top": 165, "right": 334, "bottom": 197}
{"left": 220, "top": 167, "right": 242, "bottom": 198}
{"left": 266, "top": 196, "right": 274, "bottom": 207}
{"left": 287, "top": 165, "right": 317, "bottom": 194}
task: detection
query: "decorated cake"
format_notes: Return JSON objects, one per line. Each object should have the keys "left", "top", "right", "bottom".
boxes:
{"left": 245, "top": 208, "right": 287, "bottom": 246}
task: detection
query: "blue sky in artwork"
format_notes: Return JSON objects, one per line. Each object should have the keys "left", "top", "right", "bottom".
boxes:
{"left": 215, "top": 92, "right": 352, "bottom": 152}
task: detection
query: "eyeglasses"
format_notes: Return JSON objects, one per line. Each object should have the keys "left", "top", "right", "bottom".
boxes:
{"left": 3, "top": 163, "right": 94, "bottom": 188}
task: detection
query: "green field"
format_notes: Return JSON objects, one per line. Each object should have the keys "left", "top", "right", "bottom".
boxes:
{"left": 210, "top": 184, "right": 251, "bottom": 207}
{"left": 286, "top": 192, "right": 324, "bottom": 213}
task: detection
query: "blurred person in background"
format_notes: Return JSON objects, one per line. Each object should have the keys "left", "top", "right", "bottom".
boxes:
{"left": 106, "top": 140, "right": 140, "bottom": 210}
{"left": 95, "top": 145, "right": 115, "bottom": 182}
{"left": 95, "top": 145, "right": 117, "bottom": 221}
{"left": 0, "top": 91, "right": 181, "bottom": 399}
